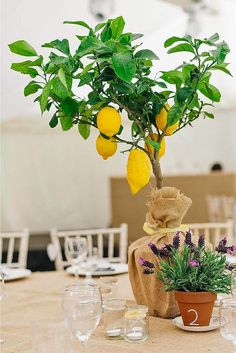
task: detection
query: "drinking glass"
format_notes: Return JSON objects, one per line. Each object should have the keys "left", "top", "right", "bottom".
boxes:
{"left": 220, "top": 298, "right": 236, "bottom": 352}
{"left": 64, "top": 237, "right": 87, "bottom": 277}
{"left": 103, "top": 298, "right": 126, "bottom": 339}
{"left": 231, "top": 269, "right": 236, "bottom": 298}
{"left": 100, "top": 276, "right": 118, "bottom": 297}
{"left": 63, "top": 283, "right": 102, "bottom": 353}
{"left": 0, "top": 270, "right": 4, "bottom": 344}
{"left": 124, "top": 305, "right": 149, "bottom": 343}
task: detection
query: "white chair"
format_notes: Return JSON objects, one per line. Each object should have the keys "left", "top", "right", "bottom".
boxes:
{"left": 50, "top": 224, "right": 128, "bottom": 271}
{"left": 0, "top": 229, "right": 29, "bottom": 268}
{"left": 188, "top": 221, "right": 234, "bottom": 248}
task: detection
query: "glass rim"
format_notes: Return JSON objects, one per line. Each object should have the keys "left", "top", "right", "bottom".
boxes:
{"left": 126, "top": 304, "right": 149, "bottom": 313}
{"left": 64, "top": 282, "right": 99, "bottom": 292}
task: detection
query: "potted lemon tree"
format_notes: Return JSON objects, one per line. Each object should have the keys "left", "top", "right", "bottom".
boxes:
{"left": 9, "top": 16, "right": 232, "bottom": 318}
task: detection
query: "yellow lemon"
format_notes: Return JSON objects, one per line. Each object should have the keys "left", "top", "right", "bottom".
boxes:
{"left": 145, "top": 133, "right": 166, "bottom": 158}
{"left": 127, "top": 149, "right": 151, "bottom": 195}
{"left": 155, "top": 104, "right": 179, "bottom": 136}
{"left": 96, "top": 135, "right": 117, "bottom": 160}
{"left": 97, "top": 106, "right": 121, "bottom": 137}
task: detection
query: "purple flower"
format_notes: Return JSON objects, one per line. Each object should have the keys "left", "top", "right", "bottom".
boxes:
{"left": 148, "top": 242, "right": 160, "bottom": 256}
{"left": 189, "top": 258, "right": 200, "bottom": 267}
{"left": 143, "top": 268, "right": 154, "bottom": 275}
{"left": 173, "top": 233, "right": 180, "bottom": 249}
{"left": 185, "top": 230, "right": 192, "bottom": 246}
{"left": 226, "top": 245, "right": 236, "bottom": 255}
{"left": 138, "top": 257, "right": 154, "bottom": 268}
{"left": 198, "top": 235, "right": 205, "bottom": 248}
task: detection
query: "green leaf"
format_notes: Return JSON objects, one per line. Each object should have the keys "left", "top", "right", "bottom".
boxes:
{"left": 182, "top": 64, "right": 198, "bottom": 83}
{"left": 77, "top": 37, "right": 111, "bottom": 57}
{"left": 209, "top": 64, "right": 232, "bottom": 76}
{"left": 49, "top": 52, "right": 68, "bottom": 65}
{"left": 24, "top": 81, "right": 42, "bottom": 96}
{"left": 208, "top": 33, "right": 219, "bottom": 42}
{"left": 61, "top": 97, "right": 79, "bottom": 116}
{"left": 110, "top": 16, "right": 125, "bottom": 39}
{"left": 167, "top": 43, "right": 195, "bottom": 54}
{"left": 211, "top": 41, "right": 230, "bottom": 65}
{"left": 161, "top": 70, "right": 183, "bottom": 86}
{"left": 112, "top": 52, "right": 136, "bottom": 82}
{"left": 42, "top": 39, "right": 70, "bottom": 55}
{"left": 131, "top": 33, "right": 143, "bottom": 41}
{"left": 51, "top": 77, "right": 70, "bottom": 99}
{"left": 59, "top": 113, "right": 73, "bottom": 131}
{"left": 164, "top": 36, "right": 191, "bottom": 48}
{"left": 10, "top": 62, "right": 38, "bottom": 77}
{"left": 156, "top": 81, "right": 167, "bottom": 89}
{"left": 58, "top": 68, "right": 67, "bottom": 88}
{"left": 100, "top": 24, "right": 112, "bottom": 42}
{"left": 40, "top": 80, "right": 51, "bottom": 113}
{"left": 145, "top": 139, "right": 160, "bottom": 151}
{"left": 198, "top": 82, "right": 221, "bottom": 102}
{"left": 63, "top": 20, "right": 92, "bottom": 31}
{"left": 95, "top": 22, "right": 107, "bottom": 32}
{"left": 78, "top": 120, "right": 91, "bottom": 139}
{"left": 49, "top": 113, "right": 58, "bottom": 128}
{"left": 120, "top": 33, "right": 132, "bottom": 45}
{"left": 176, "top": 87, "right": 193, "bottom": 103}
{"left": 135, "top": 49, "right": 159, "bottom": 60}
{"left": 204, "top": 111, "right": 215, "bottom": 119}
{"left": 167, "top": 104, "right": 183, "bottom": 126}
{"left": 8, "top": 40, "right": 37, "bottom": 56}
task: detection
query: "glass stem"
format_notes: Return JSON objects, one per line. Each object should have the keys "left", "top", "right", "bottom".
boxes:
{"left": 79, "top": 335, "right": 89, "bottom": 353}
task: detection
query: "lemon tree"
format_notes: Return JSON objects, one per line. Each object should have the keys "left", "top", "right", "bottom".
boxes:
{"left": 9, "top": 17, "right": 231, "bottom": 193}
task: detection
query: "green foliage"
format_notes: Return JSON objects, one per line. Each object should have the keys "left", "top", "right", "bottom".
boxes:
{"left": 9, "top": 17, "right": 231, "bottom": 168}
{"left": 158, "top": 245, "right": 231, "bottom": 293}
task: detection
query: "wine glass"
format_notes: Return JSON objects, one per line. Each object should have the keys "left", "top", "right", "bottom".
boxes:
{"left": 64, "top": 237, "right": 87, "bottom": 277}
{"left": 0, "top": 269, "right": 4, "bottom": 344}
{"left": 63, "top": 283, "right": 102, "bottom": 353}
{"left": 220, "top": 298, "right": 236, "bottom": 352}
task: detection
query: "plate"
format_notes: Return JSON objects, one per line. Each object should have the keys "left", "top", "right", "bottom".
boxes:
{"left": 66, "top": 263, "right": 128, "bottom": 277}
{"left": 226, "top": 255, "right": 236, "bottom": 265}
{"left": 172, "top": 315, "right": 226, "bottom": 332}
{"left": 1, "top": 268, "right": 32, "bottom": 282}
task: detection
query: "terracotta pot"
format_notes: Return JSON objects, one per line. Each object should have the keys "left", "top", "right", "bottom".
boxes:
{"left": 175, "top": 291, "right": 217, "bottom": 326}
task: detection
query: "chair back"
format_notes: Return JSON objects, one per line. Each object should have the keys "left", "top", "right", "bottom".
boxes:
{"left": 206, "top": 195, "right": 235, "bottom": 222}
{"left": 0, "top": 229, "right": 29, "bottom": 268}
{"left": 188, "top": 221, "right": 234, "bottom": 248}
{"left": 50, "top": 223, "right": 128, "bottom": 271}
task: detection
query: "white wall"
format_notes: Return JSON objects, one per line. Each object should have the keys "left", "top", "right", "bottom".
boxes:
{"left": 1, "top": 0, "right": 236, "bottom": 232}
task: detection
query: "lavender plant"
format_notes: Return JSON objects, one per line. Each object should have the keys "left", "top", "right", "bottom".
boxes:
{"left": 140, "top": 232, "right": 236, "bottom": 293}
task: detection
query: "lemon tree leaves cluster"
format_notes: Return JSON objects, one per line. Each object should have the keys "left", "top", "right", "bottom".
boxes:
{"left": 9, "top": 17, "right": 231, "bottom": 193}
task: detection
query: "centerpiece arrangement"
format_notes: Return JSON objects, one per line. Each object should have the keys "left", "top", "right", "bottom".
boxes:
{"left": 140, "top": 231, "right": 235, "bottom": 326}
{"left": 9, "top": 16, "right": 233, "bottom": 322}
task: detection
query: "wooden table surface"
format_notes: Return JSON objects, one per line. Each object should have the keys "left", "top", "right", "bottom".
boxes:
{"left": 2, "top": 271, "right": 233, "bottom": 353}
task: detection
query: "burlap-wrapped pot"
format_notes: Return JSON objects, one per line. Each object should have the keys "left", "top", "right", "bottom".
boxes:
{"left": 128, "top": 187, "right": 192, "bottom": 318}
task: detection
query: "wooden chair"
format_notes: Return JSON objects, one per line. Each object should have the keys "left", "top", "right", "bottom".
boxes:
{"left": 0, "top": 229, "right": 29, "bottom": 268}
{"left": 188, "top": 221, "right": 234, "bottom": 248}
{"left": 50, "top": 223, "right": 128, "bottom": 271}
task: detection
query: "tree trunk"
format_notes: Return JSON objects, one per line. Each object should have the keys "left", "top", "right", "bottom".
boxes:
{"left": 150, "top": 157, "right": 163, "bottom": 189}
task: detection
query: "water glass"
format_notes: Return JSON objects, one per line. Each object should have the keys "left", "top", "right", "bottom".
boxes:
{"left": 220, "top": 298, "right": 236, "bottom": 352}
{"left": 64, "top": 237, "right": 87, "bottom": 277}
{"left": 63, "top": 283, "right": 102, "bottom": 353}
{"left": 124, "top": 305, "right": 149, "bottom": 343}
{"left": 103, "top": 298, "right": 126, "bottom": 339}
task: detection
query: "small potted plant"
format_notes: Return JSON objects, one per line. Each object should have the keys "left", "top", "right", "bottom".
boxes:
{"left": 140, "top": 232, "right": 235, "bottom": 326}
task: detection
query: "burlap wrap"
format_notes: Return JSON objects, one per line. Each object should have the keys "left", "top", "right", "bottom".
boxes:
{"left": 128, "top": 187, "right": 192, "bottom": 318}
